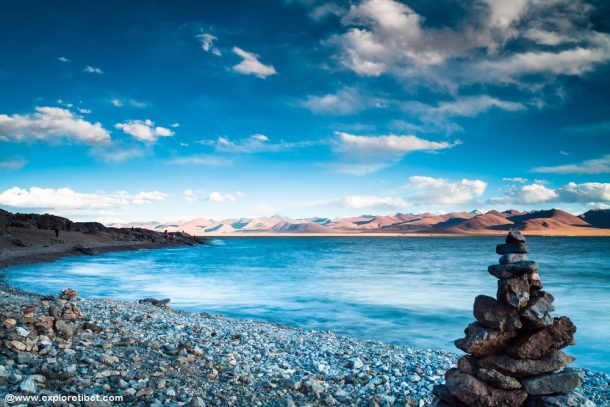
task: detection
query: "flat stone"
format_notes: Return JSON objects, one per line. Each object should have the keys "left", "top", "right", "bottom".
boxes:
{"left": 520, "top": 291, "right": 555, "bottom": 329}
{"left": 506, "top": 230, "right": 526, "bottom": 244}
{"left": 478, "top": 350, "right": 574, "bottom": 378}
{"left": 473, "top": 295, "right": 522, "bottom": 332}
{"left": 525, "top": 391, "right": 595, "bottom": 407}
{"left": 521, "top": 368, "right": 584, "bottom": 396}
{"left": 496, "top": 243, "right": 528, "bottom": 255}
{"left": 507, "top": 317, "right": 576, "bottom": 359}
{"left": 455, "top": 323, "right": 517, "bottom": 357}
{"left": 476, "top": 368, "right": 522, "bottom": 390}
{"left": 497, "top": 274, "right": 530, "bottom": 309}
{"left": 457, "top": 355, "right": 478, "bottom": 375}
{"left": 500, "top": 253, "right": 528, "bottom": 264}
{"left": 55, "top": 319, "right": 74, "bottom": 340}
{"left": 488, "top": 261, "right": 538, "bottom": 279}
{"left": 445, "top": 368, "right": 527, "bottom": 407}
{"left": 3, "top": 318, "right": 17, "bottom": 329}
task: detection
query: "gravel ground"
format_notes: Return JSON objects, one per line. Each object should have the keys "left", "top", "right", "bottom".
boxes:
{"left": 0, "top": 285, "right": 608, "bottom": 407}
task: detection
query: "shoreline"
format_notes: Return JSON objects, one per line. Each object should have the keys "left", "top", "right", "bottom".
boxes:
{"left": 1, "top": 245, "right": 609, "bottom": 405}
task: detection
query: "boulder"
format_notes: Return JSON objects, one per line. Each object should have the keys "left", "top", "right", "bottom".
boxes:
{"left": 478, "top": 350, "right": 574, "bottom": 378}
{"left": 59, "top": 288, "right": 78, "bottom": 301}
{"left": 499, "top": 254, "right": 528, "bottom": 264}
{"left": 476, "top": 369, "right": 522, "bottom": 390}
{"left": 497, "top": 274, "right": 530, "bottom": 309}
{"left": 444, "top": 368, "right": 527, "bottom": 407}
{"left": 496, "top": 243, "right": 528, "bottom": 255}
{"left": 520, "top": 292, "right": 555, "bottom": 329}
{"left": 432, "top": 384, "right": 466, "bottom": 406}
{"left": 54, "top": 320, "right": 74, "bottom": 340}
{"left": 506, "top": 230, "right": 526, "bottom": 244}
{"left": 521, "top": 368, "right": 584, "bottom": 396}
{"left": 525, "top": 391, "right": 595, "bottom": 407}
{"left": 455, "top": 323, "right": 517, "bottom": 357}
{"left": 457, "top": 355, "right": 478, "bottom": 375}
{"left": 473, "top": 295, "right": 522, "bottom": 332}
{"left": 528, "top": 272, "right": 543, "bottom": 290}
{"left": 506, "top": 317, "right": 576, "bottom": 359}
{"left": 488, "top": 261, "right": 538, "bottom": 279}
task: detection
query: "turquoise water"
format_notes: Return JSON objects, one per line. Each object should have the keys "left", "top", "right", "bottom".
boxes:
{"left": 4, "top": 237, "right": 610, "bottom": 373}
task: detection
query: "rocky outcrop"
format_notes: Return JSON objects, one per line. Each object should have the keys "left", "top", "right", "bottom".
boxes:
{"left": 433, "top": 230, "right": 593, "bottom": 406}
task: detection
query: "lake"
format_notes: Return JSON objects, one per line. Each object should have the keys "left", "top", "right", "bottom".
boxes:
{"left": 4, "top": 236, "right": 610, "bottom": 373}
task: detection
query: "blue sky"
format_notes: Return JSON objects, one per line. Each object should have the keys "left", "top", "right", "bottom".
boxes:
{"left": 1, "top": 0, "right": 610, "bottom": 222}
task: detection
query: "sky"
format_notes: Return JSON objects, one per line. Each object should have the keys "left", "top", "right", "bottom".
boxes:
{"left": 1, "top": 0, "right": 610, "bottom": 222}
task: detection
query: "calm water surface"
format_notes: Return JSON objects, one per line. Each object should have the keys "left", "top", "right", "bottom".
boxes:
{"left": 4, "top": 237, "right": 610, "bottom": 373}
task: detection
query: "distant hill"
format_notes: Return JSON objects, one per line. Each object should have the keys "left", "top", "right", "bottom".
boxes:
{"left": 109, "top": 209, "right": 610, "bottom": 236}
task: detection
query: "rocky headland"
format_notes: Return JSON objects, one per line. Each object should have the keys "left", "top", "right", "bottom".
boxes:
{"left": 0, "top": 210, "right": 204, "bottom": 268}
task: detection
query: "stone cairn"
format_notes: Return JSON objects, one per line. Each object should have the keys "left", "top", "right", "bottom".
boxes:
{"left": 433, "top": 230, "right": 594, "bottom": 407}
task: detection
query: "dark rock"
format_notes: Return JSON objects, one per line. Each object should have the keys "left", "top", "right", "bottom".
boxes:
{"left": 478, "top": 350, "right": 574, "bottom": 378}
{"left": 138, "top": 298, "right": 171, "bottom": 307}
{"left": 520, "top": 292, "right": 555, "bottom": 329}
{"left": 525, "top": 391, "right": 594, "bottom": 407}
{"left": 496, "top": 243, "right": 528, "bottom": 255}
{"left": 444, "top": 368, "right": 528, "bottom": 407}
{"left": 473, "top": 295, "right": 522, "bottom": 332}
{"left": 476, "top": 368, "right": 522, "bottom": 390}
{"left": 488, "top": 261, "right": 538, "bottom": 279}
{"left": 457, "top": 355, "right": 478, "bottom": 375}
{"left": 455, "top": 323, "right": 517, "bottom": 357}
{"left": 507, "top": 317, "right": 576, "bottom": 359}
{"left": 432, "top": 384, "right": 465, "bottom": 406}
{"left": 497, "top": 274, "right": 530, "bottom": 309}
{"left": 72, "top": 244, "right": 95, "bottom": 255}
{"left": 499, "top": 254, "right": 528, "bottom": 264}
{"left": 59, "top": 288, "right": 78, "bottom": 301}
{"left": 521, "top": 368, "right": 584, "bottom": 396}
{"left": 506, "top": 230, "right": 526, "bottom": 244}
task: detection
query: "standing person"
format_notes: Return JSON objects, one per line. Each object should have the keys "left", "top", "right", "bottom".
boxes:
{"left": 54, "top": 228, "right": 59, "bottom": 238}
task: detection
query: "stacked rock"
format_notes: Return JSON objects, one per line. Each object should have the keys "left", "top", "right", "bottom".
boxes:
{"left": 433, "top": 230, "right": 594, "bottom": 407}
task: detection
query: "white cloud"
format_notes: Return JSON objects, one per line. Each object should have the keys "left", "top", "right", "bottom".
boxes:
{"left": 77, "top": 108, "right": 91, "bottom": 114}
{"left": 0, "top": 187, "right": 169, "bottom": 212}
{"left": 329, "top": 0, "right": 610, "bottom": 89}
{"left": 532, "top": 154, "right": 610, "bottom": 174}
{"left": 58, "top": 56, "right": 70, "bottom": 63}
{"left": 403, "top": 96, "right": 525, "bottom": 120}
{"left": 406, "top": 176, "right": 487, "bottom": 205}
{"left": 0, "top": 158, "right": 27, "bottom": 170}
{"left": 111, "top": 99, "right": 146, "bottom": 108}
{"left": 0, "top": 187, "right": 128, "bottom": 211}
{"left": 508, "top": 183, "right": 559, "bottom": 204}
{"left": 184, "top": 189, "right": 198, "bottom": 202}
{"left": 503, "top": 177, "right": 528, "bottom": 183}
{"left": 495, "top": 181, "right": 610, "bottom": 206}
{"left": 300, "top": 87, "right": 370, "bottom": 115}
{"left": 207, "top": 191, "right": 244, "bottom": 203}
{"left": 335, "top": 132, "right": 458, "bottom": 159}
{"left": 115, "top": 119, "right": 174, "bottom": 143}
{"left": 83, "top": 66, "right": 103, "bottom": 74}
{"left": 90, "top": 144, "right": 144, "bottom": 163}
{"left": 171, "top": 122, "right": 180, "bottom": 128}
{"left": 342, "top": 195, "right": 408, "bottom": 210}
{"left": 198, "top": 134, "right": 313, "bottom": 154}
{"left": 558, "top": 182, "right": 610, "bottom": 203}
{"left": 232, "top": 47, "right": 277, "bottom": 78}
{"left": 166, "top": 155, "right": 231, "bottom": 166}
{"left": 131, "top": 191, "right": 168, "bottom": 204}
{"left": 332, "top": 132, "right": 459, "bottom": 175}
{"left": 0, "top": 107, "right": 110, "bottom": 144}
{"left": 196, "top": 33, "right": 221, "bottom": 56}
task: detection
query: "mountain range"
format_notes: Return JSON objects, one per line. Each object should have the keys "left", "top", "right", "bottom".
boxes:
{"left": 110, "top": 208, "right": 610, "bottom": 236}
